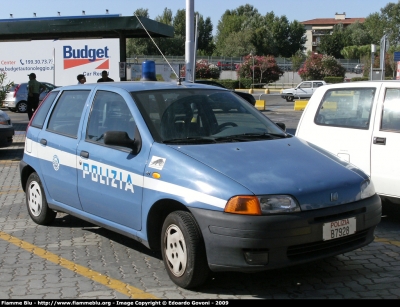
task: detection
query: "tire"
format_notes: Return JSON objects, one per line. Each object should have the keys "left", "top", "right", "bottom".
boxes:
{"left": 26, "top": 172, "right": 56, "bottom": 225}
{"left": 161, "top": 211, "right": 210, "bottom": 289}
{"left": 16, "top": 101, "right": 28, "bottom": 113}
{"left": 286, "top": 96, "right": 294, "bottom": 102}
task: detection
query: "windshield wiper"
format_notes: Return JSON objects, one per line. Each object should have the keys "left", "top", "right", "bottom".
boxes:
{"left": 163, "top": 136, "right": 217, "bottom": 144}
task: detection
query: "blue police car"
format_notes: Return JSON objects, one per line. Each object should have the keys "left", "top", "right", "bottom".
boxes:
{"left": 20, "top": 81, "right": 381, "bottom": 289}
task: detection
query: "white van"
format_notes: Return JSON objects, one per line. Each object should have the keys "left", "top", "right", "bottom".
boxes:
{"left": 296, "top": 81, "right": 400, "bottom": 203}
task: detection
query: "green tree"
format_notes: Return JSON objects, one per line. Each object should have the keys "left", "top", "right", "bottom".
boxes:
{"left": 375, "top": 2, "right": 400, "bottom": 45}
{"left": 346, "top": 21, "right": 372, "bottom": 46}
{"left": 217, "top": 29, "right": 255, "bottom": 57}
{"left": 268, "top": 15, "right": 306, "bottom": 57}
{"left": 173, "top": 9, "right": 186, "bottom": 37}
{"left": 341, "top": 45, "right": 372, "bottom": 59}
{"left": 156, "top": 8, "right": 173, "bottom": 25}
{"left": 127, "top": 8, "right": 214, "bottom": 57}
{"left": 214, "top": 7, "right": 305, "bottom": 57}
{"left": 291, "top": 50, "right": 306, "bottom": 72}
{"left": 197, "top": 15, "right": 215, "bottom": 55}
{"left": 319, "top": 24, "right": 348, "bottom": 58}
{"left": 214, "top": 5, "right": 260, "bottom": 56}
{"left": 127, "top": 9, "right": 153, "bottom": 57}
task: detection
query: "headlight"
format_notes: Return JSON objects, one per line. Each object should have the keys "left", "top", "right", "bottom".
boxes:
{"left": 258, "top": 195, "right": 300, "bottom": 214}
{"left": 360, "top": 180, "right": 375, "bottom": 199}
{"left": 224, "top": 195, "right": 300, "bottom": 215}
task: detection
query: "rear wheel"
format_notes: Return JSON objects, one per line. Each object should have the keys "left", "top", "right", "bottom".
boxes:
{"left": 26, "top": 172, "right": 56, "bottom": 225}
{"left": 161, "top": 211, "right": 210, "bottom": 289}
{"left": 16, "top": 101, "right": 28, "bottom": 113}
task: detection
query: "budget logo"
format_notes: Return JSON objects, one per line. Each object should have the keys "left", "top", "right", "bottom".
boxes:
{"left": 63, "top": 45, "right": 110, "bottom": 69}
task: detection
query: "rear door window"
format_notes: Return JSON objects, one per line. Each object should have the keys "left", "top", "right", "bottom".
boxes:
{"left": 31, "top": 91, "right": 60, "bottom": 129}
{"left": 315, "top": 88, "right": 375, "bottom": 130}
{"left": 46, "top": 90, "right": 90, "bottom": 138}
{"left": 381, "top": 88, "right": 400, "bottom": 132}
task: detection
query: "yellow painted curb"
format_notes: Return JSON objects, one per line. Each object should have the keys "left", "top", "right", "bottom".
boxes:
{"left": 375, "top": 236, "right": 400, "bottom": 247}
{"left": 294, "top": 100, "right": 309, "bottom": 111}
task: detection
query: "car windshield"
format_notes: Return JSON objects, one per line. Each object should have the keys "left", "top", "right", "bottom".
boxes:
{"left": 131, "top": 89, "right": 287, "bottom": 144}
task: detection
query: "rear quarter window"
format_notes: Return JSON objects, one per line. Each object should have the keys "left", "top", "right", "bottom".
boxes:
{"left": 314, "top": 88, "right": 375, "bottom": 130}
{"left": 31, "top": 91, "right": 60, "bottom": 129}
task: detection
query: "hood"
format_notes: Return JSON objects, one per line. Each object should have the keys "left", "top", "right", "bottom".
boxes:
{"left": 171, "top": 137, "right": 368, "bottom": 211}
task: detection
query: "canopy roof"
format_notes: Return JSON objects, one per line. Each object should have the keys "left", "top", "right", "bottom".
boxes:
{"left": 0, "top": 15, "right": 174, "bottom": 41}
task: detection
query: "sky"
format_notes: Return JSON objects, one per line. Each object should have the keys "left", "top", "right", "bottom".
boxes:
{"left": 0, "top": 0, "right": 393, "bottom": 34}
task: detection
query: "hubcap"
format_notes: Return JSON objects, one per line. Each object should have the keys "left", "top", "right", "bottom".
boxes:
{"left": 18, "top": 102, "right": 27, "bottom": 113}
{"left": 28, "top": 181, "right": 42, "bottom": 217}
{"left": 164, "top": 224, "right": 187, "bottom": 277}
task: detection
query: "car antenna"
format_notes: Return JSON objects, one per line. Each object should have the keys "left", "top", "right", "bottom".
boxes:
{"left": 134, "top": 14, "right": 182, "bottom": 85}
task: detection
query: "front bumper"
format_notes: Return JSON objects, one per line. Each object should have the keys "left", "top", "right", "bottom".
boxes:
{"left": 190, "top": 194, "right": 381, "bottom": 272}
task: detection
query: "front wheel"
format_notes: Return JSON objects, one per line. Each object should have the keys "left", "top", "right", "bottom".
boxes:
{"left": 161, "top": 211, "right": 210, "bottom": 289}
{"left": 286, "top": 96, "right": 294, "bottom": 102}
{"left": 26, "top": 172, "right": 56, "bottom": 225}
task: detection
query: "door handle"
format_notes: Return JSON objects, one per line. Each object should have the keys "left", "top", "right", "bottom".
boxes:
{"left": 40, "top": 139, "right": 47, "bottom": 145}
{"left": 80, "top": 151, "right": 89, "bottom": 158}
{"left": 373, "top": 137, "right": 386, "bottom": 145}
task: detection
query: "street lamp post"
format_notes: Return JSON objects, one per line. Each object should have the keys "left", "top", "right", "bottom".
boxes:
{"left": 370, "top": 44, "right": 375, "bottom": 80}
{"left": 250, "top": 51, "right": 254, "bottom": 93}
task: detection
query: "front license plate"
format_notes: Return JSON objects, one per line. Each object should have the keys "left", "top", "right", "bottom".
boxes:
{"left": 323, "top": 217, "right": 356, "bottom": 241}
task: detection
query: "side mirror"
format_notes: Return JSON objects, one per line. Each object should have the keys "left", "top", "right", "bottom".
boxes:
{"left": 104, "top": 130, "right": 142, "bottom": 154}
{"left": 275, "top": 122, "right": 286, "bottom": 131}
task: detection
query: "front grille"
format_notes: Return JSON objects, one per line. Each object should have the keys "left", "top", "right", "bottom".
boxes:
{"left": 287, "top": 229, "right": 369, "bottom": 260}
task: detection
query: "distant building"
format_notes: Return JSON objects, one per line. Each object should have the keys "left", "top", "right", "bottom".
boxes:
{"left": 301, "top": 13, "right": 365, "bottom": 54}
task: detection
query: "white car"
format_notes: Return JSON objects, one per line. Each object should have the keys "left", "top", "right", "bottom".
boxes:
{"left": 3, "top": 82, "right": 56, "bottom": 113}
{"left": 296, "top": 80, "right": 400, "bottom": 203}
{"left": 281, "top": 80, "right": 326, "bottom": 102}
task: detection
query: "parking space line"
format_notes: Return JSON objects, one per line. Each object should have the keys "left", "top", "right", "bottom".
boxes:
{"left": 0, "top": 231, "right": 158, "bottom": 299}
{"left": 375, "top": 236, "right": 400, "bottom": 247}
